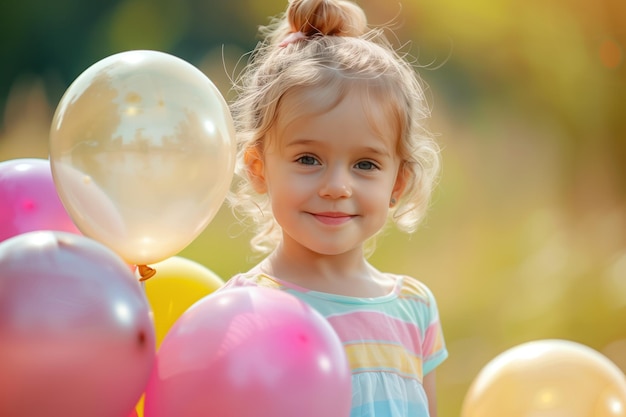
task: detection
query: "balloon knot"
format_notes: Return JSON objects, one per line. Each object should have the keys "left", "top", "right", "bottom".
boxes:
{"left": 138, "top": 264, "right": 157, "bottom": 281}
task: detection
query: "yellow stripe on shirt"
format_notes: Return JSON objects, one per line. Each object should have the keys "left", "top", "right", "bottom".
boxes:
{"left": 345, "top": 342, "right": 424, "bottom": 382}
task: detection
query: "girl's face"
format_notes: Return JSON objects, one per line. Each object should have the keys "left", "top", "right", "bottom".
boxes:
{"left": 250, "top": 87, "right": 407, "bottom": 257}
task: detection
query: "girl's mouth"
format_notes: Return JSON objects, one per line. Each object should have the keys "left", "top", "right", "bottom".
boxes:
{"left": 311, "top": 212, "right": 354, "bottom": 225}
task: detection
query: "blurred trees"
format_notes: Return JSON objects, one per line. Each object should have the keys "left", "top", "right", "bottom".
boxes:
{"left": 0, "top": 0, "right": 267, "bottom": 116}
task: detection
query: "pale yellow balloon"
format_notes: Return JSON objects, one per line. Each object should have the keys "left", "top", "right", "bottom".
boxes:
{"left": 462, "top": 339, "right": 626, "bottom": 417}
{"left": 49, "top": 50, "right": 236, "bottom": 266}
{"left": 142, "top": 255, "right": 224, "bottom": 348}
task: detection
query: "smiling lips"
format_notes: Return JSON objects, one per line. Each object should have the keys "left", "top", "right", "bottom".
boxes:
{"left": 311, "top": 212, "right": 355, "bottom": 225}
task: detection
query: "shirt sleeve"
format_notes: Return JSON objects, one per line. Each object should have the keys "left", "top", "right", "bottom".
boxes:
{"left": 421, "top": 284, "right": 448, "bottom": 375}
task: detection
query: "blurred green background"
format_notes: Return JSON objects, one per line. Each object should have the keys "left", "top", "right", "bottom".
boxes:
{"left": 1, "top": 0, "right": 624, "bottom": 415}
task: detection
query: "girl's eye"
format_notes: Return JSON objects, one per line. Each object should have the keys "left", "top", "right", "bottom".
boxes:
{"left": 355, "top": 160, "right": 378, "bottom": 170}
{"left": 296, "top": 155, "right": 319, "bottom": 165}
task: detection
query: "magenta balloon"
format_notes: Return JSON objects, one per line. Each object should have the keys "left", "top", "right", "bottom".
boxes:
{"left": 143, "top": 287, "right": 352, "bottom": 417}
{"left": 0, "top": 158, "right": 81, "bottom": 242}
{"left": 0, "top": 231, "right": 156, "bottom": 417}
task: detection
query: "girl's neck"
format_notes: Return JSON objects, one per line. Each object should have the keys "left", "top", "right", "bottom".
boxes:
{"left": 259, "top": 241, "right": 394, "bottom": 297}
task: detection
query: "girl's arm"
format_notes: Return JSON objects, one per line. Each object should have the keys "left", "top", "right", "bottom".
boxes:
{"left": 424, "top": 371, "right": 438, "bottom": 417}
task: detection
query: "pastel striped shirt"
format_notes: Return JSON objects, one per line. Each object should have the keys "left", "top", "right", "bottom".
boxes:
{"left": 223, "top": 271, "right": 448, "bottom": 417}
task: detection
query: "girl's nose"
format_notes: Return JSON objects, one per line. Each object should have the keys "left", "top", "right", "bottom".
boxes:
{"left": 319, "top": 167, "right": 352, "bottom": 199}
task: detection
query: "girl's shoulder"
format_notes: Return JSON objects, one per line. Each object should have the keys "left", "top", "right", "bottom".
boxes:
{"left": 385, "top": 272, "right": 439, "bottom": 305}
{"left": 222, "top": 269, "right": 284, "bottom": 290}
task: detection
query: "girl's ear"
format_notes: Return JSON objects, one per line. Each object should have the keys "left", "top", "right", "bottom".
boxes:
{"left": 390, "top": 162, "right": 409, "bottom": 205}
{"left": 244, "top": 146, "right": 267, "bottom": 194}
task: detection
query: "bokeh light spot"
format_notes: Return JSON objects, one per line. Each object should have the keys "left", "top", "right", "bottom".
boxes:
{"left": 599, "top": 39, "right": 622, "bottom": 69}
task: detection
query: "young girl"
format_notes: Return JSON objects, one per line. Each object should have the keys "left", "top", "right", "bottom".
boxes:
{"left": 222, "top": 0, "right": 447, "bottom": 415}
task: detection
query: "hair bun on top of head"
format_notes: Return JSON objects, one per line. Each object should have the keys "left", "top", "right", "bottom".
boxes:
{"left": 286, "top": 0, "right": 368, "bottom": 38}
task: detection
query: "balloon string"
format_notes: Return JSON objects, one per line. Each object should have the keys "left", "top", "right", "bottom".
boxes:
{"left": 138, "top": 264, "right": 157, "bottom": 281}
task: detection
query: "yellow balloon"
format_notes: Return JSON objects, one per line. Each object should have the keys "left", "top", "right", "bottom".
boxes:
{"left": 462, "top": 339, "right": 626, "bottom": 417}
{"left": 134, "top": 395, "right": 144, "bottom": 417}
{"left": 49, "top": 50, "right": 236, "bottom": 266}
{"left": 143, "top": 256, "right": 224, "bottom": 348}
{"left": 133, "top": 256, "right": 224, "bottom": 417}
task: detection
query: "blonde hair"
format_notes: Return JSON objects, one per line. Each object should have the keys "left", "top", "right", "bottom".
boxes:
{"left": 229, "top": 0, "right": 441, "bottom": 254}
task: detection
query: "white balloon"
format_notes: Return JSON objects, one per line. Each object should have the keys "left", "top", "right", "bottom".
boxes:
{"left": 50, "top": 50, "right": 236, "bottom": 266}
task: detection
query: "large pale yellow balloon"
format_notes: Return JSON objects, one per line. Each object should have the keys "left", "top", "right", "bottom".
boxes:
{"left": 462, "top": 339, "right": 626, "bottom": 417}
{"left": 49, "top": 50, "right": 236, "bottom": 267}
{"left": 142, "top": 255, "right": 224, "bottom": 347}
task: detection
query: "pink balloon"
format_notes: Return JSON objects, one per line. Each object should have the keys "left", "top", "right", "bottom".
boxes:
{"left": 0, "top": 158, "right": 81, "bottom": 242}
{"left": 0, "top": 231, "right": 156, "bottom": 417}
{"left": 143, "top": 287, "right": 352, "bottom": 417}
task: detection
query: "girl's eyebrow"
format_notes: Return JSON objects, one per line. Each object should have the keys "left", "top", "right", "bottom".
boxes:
{"left": 283, "top": 138, "right": 317, "bottom": 148}
{"left": 284, "top": 138, "right": 392, "bottom": 158}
